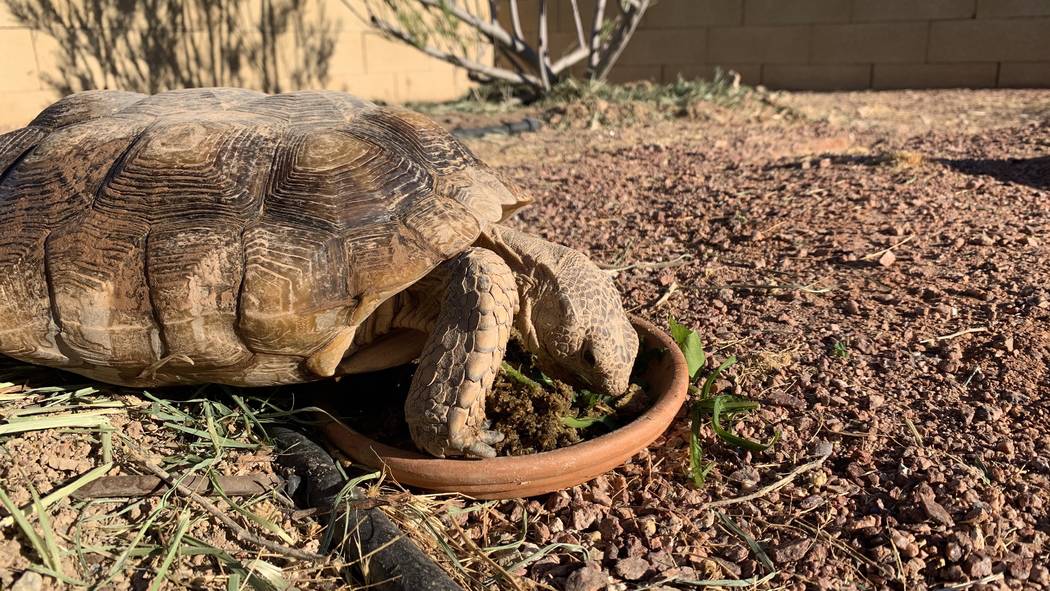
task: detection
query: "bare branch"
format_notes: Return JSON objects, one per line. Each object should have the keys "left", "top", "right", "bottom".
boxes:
{"left": 413, "top": 0, "right": 537, "bottom": 63}
{"left": 369, "top": 14, "right": 542, "bottom": 87}
{"left": 508, "top": 0, "right": 525, "bottom": 40}
{"left": 595, "top": 0, "right": 651, "bottom": 81}
{"left": 349, "top": 0, "right": 649, "bottom": 93}
{"left": 537, "top": 0, "right": 551, "bottom": 90}
{"left": 550, "top": 46, "right": 589, "bottom": 75}
{"left": 569, "top": 0, "right": 586, "bottom": 49}
{"left": 498, "top": 43, "right": 535, "bottom": 80}
{"left": 587, "top": 0, "right": 607, "bottom": 74}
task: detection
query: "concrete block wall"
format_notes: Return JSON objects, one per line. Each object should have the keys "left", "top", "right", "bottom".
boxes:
{"left": 1, "top": 0, "right": 1047, "bottom": 131}
{"left": 0, "top": 0, "right": 473, "bottom": 130}
{"left": 514, "top": 0, "right": 1050, "bottom": 89}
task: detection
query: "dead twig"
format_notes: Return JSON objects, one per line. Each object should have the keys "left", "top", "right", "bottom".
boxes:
{"left": 932, "top": 573, "right": 1005, "bottom": 590}
{"left": 446, "top": 518, "right": 526, "bottom": 591}
{"left": 703, "top": 451, "right": 831, "bottom": 510}
{"left": 599, "top": 253, "right": 693, "bottom": 273}
{"left": 719, "top": 282, "right": 832, "bottom": 294}
{"left": 889, "top": 535, "right": 907, "bottom": 590}
{"left": 124, "top": 446, "right": 325, "bottom": 562}
{"left": 862, "top": 235, "right": 914, "bottom": 261}
{"left": 919, "top": 327, "right": 987, "bottom": 345}
{"left": 73, "top": 474, "right": 282, "bottom": 499}
{"left": 651, "top": 282, "right": 677, "bottom": 308}
{"left": 903, "top": 417, "right": 925, "bottom": 448}
{"left": 630, "top": 281, "right": 677, "bottom": 313}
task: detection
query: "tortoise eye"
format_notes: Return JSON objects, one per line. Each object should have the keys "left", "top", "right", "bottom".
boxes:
{"left": 582, "top": 347, "right": 596, "bottom": 366}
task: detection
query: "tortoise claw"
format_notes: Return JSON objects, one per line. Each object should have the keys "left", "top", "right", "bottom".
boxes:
{"left": 450, "top": 428, "right": 504, "bottom": 459}
{"left": 463, "top": 440, "right": 497, "bottom": 459}
{"left": 479, "top": 429, "right": 504, "bottom": 445}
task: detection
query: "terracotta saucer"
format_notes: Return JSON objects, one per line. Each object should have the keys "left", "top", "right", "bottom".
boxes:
{"left": 318, "top": 315, "right": 689, "bottom": 499}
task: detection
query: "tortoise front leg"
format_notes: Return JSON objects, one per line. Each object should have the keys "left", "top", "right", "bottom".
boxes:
{"left": 405, "top": 248, "right": 518, "bottom": 458}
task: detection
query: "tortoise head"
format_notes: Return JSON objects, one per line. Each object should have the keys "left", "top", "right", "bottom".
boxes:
{"left": 522, "top": 249, "right": 639, "bottom": 397}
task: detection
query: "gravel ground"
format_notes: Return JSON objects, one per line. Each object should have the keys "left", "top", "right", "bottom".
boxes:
{"left": 450, "top": 89, "right": 1050, "bottom": 590}
{"left": 0, "top": 89, "right": 1047, "bottom": 590}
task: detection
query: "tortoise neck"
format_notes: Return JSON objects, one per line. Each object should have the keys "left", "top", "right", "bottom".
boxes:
{"left": 477, "top": 224, "right": 528, "bottom": 271}
{"left": 476, "top": 224, "right": 557, "bottom": 352}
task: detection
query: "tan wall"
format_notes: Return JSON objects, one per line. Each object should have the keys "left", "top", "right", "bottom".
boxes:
{"left": 0, "top": 0, "right": 473, "bottom": 130}
{"left": 516, "top": 0, "right": 1050, "bottom": 89}
{"left": 2, "top": 0, "right": 1048, "bottom": 131}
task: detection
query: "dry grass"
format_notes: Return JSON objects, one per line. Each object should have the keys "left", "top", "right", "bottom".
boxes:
{"left": 0, "top": 357, "right": 555, "bottom": 590}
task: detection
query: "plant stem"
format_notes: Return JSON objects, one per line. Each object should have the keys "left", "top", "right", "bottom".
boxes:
{"left": 500, "top": 361, "right": 544, "bottom": 391}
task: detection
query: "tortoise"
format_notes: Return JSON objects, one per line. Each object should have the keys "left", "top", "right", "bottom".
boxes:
{"left": 0, "top": 88, "right": 638, "bottom": 458}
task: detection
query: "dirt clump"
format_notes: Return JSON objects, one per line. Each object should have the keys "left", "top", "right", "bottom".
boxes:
{"left": 487, "top": 372, "right": 580, "bottom": 455}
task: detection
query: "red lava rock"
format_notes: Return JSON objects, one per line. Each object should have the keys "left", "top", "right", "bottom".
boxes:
{"left": 971, "top": 233, "right": 995, "bottom": 246}
{"left": 598, "top": 517, "right": 623, "bottom": 542}
{"left": 572, "top": 505, "right": 600, "bottom": 531}
{"left": 614, "top": 556, "right": 651, "bottom": 581}
{"left": 915, "top": 484, "right": 955, "bottom": 527}
{"left": 533, "top": 521, "right": 552, "bottom": 544}
{"left": 1008, "top": 557, "right": 1033, "bottom": 580}
{"left": 962, "top": 503, "right": 989, "bottom": 524}
{"left": 976, "top": 404, "right": 1004, "bottom": 422}
{"left": 864, "top": 393, "right": 886, "bottom": 410}
{"left": 623, "top": 535, "right": 647, "bottom": 558}
{"left": 564, "top": 562, "right": 608, "bottom": 591}
{"left": 10, "top": 572, "right": 42, "bottom": 591}
{"left": 1031, "top": 565, "right": 1050, "bottom": 586}
{"left": 964, "top": 555, "right": 993, "bottom": 578}
{"left": 849, "top": 515, "right": 879, "bottom": 530}
{"left": 12, "top": 92, "right": 1036, "bottom": 590}
{"left": 767, "top": 392, "right": 806, "bottom": 409}
{"left": 546, "top": 491, "right": 571, "bottom": 512}
{"left": 773, "top": 540, "right": 811, "bottom": 563}
{"left": 942, "top": 565, "right": 965, "bottom": 580}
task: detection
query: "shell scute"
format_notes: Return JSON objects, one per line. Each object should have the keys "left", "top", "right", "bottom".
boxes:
{"left": 117, "top": 87, "right": 264, "bottom": 117}
{"left": 46, "top": 214, "right": 159, "bottom": 370}
{"left": 0, "top": 117, "right": 152, "bottom": 367}
{"left": 148, "top": 224, "right": 252, "bottom": 370}
{"left": 239, "top": 90, "right": 373, "bottom": 124}
{"left": 239, "top": 222, "right": 352, "bottom": 356}
{"left": 94, "top": 114, "right": 279, "bottom": 224}
{"left": 30, "top": 90, "right": 147, "bottom": 130}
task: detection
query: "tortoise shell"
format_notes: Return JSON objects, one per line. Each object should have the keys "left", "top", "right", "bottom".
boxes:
{"left": 0, "top": 88, "right": 529, "bottom": 386}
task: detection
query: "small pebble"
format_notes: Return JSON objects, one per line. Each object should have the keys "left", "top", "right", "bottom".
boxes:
{"left": 11, "top": 572, "right": 42, "bottom": 591}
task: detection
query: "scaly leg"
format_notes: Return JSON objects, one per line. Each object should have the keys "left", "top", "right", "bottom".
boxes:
{"left": 405, "top": 247, "right": 518, "bottom": 458}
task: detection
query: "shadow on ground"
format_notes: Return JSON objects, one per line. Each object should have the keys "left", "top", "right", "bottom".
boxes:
{"left": 940, "top": 155, "right": 1050, "bottom": 190}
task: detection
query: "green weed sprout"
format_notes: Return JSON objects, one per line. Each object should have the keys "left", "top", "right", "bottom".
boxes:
{"left": 669, "top": 316, "right": 781, "bottom": 487}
